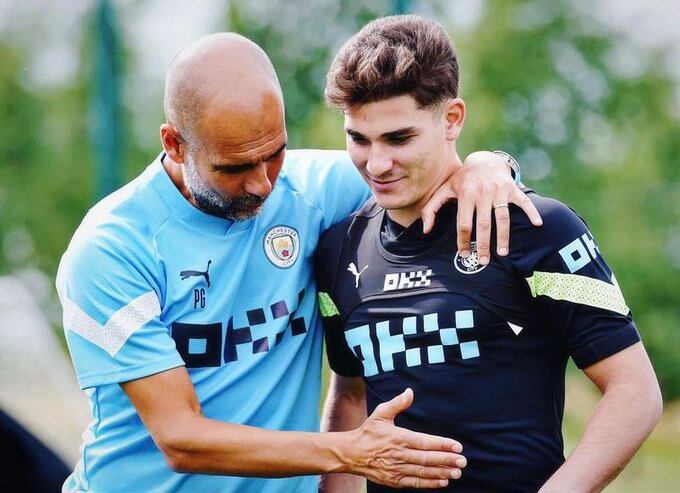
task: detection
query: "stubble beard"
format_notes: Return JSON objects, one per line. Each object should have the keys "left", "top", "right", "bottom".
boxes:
{"left": 182, "top": 159, "right": 266, "bottom": 221}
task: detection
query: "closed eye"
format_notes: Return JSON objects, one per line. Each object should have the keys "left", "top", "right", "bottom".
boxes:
{"left": 215, "top": 164, "right": 256, "bottom": 175}
{"left": 349, "top": 134, "right": 369, "bottom": 145}
{"left": 386, "top": 135, "right": 412, "bottom": 146}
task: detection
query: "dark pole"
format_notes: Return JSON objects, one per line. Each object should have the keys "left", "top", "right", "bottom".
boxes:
{"left": 90, "top": 0, "right": 123, "bottom": 200}
{"left": 393, "top": 0, "right": 412, "bottom": 14}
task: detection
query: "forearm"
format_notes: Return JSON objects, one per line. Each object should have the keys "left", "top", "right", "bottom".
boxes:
{"left": 540, "top": 382, "right": 662, "bottom": 492}
{"left": 319, "top": 376, "right": 368, "bottom": 493}
{"left": 158, "top": 416, "right": 346, "bottom": 477}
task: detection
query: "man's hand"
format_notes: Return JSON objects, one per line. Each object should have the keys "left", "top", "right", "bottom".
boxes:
{"left": 421, "top": 151, "right": 542, "bottom": 265}
{"left": 123, "top": 369, "right": 464, "bottom": 486}
{"left": 336, "top": 388, "right": 466, "bottom": 489}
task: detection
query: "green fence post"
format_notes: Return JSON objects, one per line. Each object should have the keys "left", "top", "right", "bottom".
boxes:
{"left": 90, "top": 0, "right": 123, "bottom": 200}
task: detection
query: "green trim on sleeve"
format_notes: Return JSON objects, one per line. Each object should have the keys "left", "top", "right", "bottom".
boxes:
{"left": 318, "top": 292, "right": 340, "bottom": 318}
{"left": 526, "top": 271, "right": 629, "bottom": 316}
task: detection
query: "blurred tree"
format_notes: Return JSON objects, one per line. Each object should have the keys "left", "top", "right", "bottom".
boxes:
{"left": 1, "top": 0, "right": 678, "bottom": 399}
{"left": 452, "top": 0, "right": 680, "bottom": 399}
{"left": 224, "top": 0, "right": 680, "bottom": 399}
{"left": 0, "top": 40, "right": 91, "bottom": 277}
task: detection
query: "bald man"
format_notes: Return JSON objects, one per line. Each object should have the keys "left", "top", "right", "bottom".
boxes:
{"left": 56, "top": 33, "right": 539, "bottom": 492}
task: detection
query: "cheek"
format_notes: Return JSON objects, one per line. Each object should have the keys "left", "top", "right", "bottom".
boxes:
{"left": 347, "top": 144, "right": 368, "bottom": 170}
{"left": 267, "top": 159, "right": 284, "bottom": 184}
{"left": 213, "top": 176, "right": 243, "bottom": 196}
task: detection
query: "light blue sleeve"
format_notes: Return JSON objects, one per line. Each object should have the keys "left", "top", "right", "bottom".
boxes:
{"left": 282, "top": 149, "right": 371, "bottom": 231}
{"left": 56, "top": 228, "right": 184, "bottom": 389}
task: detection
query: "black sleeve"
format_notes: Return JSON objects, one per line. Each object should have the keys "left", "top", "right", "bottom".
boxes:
{"left": 315, "top": 225, "right": 363, "bottom": 377}
{"left": 507, "top": 195, "right": 640, "bottom": 369}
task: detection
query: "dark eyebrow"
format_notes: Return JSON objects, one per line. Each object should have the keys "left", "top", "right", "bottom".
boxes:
{"left": 211, "top": 142, "right": 287, "bottom": 171}
{"left": 345, "top": 127, "right": 418, "bottom": 140}
{"left": 381, "top": 127, "right": 418, "bottom": 139}
{"left": 345, "top": 128, "right": 365, "bottom": 139}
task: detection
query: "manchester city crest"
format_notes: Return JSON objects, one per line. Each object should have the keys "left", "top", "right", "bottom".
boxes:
{"left": 454, "top": 242, "right": 488, "bottom": 275}
{"left": 264, "top": 225, "right": 300, "bottom": 269}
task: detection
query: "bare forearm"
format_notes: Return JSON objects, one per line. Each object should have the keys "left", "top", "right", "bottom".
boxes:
{"left": 126, "top": 368, "right": 462, "bottom": 488}
{"left": 159, "top": 417, "right": 345, "bottom": 477}
{"left": 320, "top": 378, "right": 368, "bottom": 493}
{"left": 540, "top": 383, "right": 662, "bottom": 492}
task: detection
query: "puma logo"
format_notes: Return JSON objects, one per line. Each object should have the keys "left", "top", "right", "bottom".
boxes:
{"left": 348, "top": 262, "right": 369, "bottom": 288}
{"left": 180, "top": 260, "right": 212, "bottom": 288}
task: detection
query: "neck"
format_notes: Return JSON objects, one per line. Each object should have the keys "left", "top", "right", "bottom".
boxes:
{"left": 161, "top": 154, "right": 198, "bottom": 208}
{"left": 386, "top": 152, "right": 464, "bottom": 227}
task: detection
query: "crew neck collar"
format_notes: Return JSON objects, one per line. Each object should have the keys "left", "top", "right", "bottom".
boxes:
{"left": 150, "top": 152, "right": 239, "bottom": 236}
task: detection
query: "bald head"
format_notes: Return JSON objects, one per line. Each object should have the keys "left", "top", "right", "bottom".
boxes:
{"left": 164, "top": 33, "right": 283, "bottom": 144}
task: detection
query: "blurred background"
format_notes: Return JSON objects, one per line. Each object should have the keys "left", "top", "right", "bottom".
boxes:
{"left": 1, "top": 0, "right": 679, "bottom": 490}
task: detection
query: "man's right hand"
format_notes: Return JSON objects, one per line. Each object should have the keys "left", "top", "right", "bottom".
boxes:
{"left": 335, "top": 388, "right": 466, "bottom": 489}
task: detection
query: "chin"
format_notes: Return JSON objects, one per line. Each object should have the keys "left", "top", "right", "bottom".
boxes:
{"left": 374, "top": 194, "right": 412, "bottom": 211}
{"left": 230, "top": 204, "right": 265, "bottom": 221}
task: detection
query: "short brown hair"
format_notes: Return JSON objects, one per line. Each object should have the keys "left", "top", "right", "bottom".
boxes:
{"left": 325, "top": 15, "right": 459, "bottom": 110}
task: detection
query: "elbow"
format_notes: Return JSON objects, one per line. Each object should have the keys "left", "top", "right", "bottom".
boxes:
{"left": 154, "top": 427, "right": 199, "bottom": 473}
{"left": 162, "top": 447, "right": 193, "bottom": 473}
{"left": 648, "top": 382, "right": 664, "bottom": 428}
{"left": 630, "top": 378, "right": 663, "bottom": 432}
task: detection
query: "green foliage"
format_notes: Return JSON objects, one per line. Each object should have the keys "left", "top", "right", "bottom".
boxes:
{"left": 456, "top": 0, "right": 680, "bottom": 399}
{"left": 0, "top": 40, "right": 92, "bottom": 276}
{"left": 1, "top": 0, "right": 678, "bottom": 399}
{"left": 226, "top": 0, "right": 680, "bottom": 399}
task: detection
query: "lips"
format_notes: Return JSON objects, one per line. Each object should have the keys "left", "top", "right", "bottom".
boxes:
{"left": 369, "top": 176, "right": 404, "bottom": 192}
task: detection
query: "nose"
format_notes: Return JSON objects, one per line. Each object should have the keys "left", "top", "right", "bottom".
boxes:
{"left": 244, "top": 162, "right": 273, "bottom": 198}
{"left": 365, "top": 146, "right": 393, "bottom": 177}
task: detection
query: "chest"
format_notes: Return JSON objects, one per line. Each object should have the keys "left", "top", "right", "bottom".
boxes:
{"left": 153, "top": 208, "right": 322, "bottom": 368}
{"left": 334, "top": 249, "right": 540, "bottom": 377}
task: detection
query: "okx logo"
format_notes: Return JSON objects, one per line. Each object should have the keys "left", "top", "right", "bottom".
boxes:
{"left": 345, "top": 310, "right": 479, "bottom": 377}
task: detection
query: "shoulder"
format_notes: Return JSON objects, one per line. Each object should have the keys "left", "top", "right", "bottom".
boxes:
{"left": 315, "top": 197, "right": 379, "bottom": 285}
{"left": 58, "top": 167, "right": 169, "bottom": 289}
{"left": 277, "top": 149, "right": 355, "bottom": 192}
{"left": 318, "top": 197, "right": 380, "bottom": 254}
{"left": 277, "top": 149, "right": 370, "bottom": 230}
{"left": 505, "top": 191, "right": 598, "bottom": 275}
{"left": 509, "top": 191, "right": 590, "bottom": 244}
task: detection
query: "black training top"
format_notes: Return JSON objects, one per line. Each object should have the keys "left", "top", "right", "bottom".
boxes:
{"left": 315, "top": 193, "right": 640, "bottom": 493}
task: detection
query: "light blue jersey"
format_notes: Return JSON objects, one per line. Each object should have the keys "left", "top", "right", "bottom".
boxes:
{"left": 56, "top": 150, "right": 370, "bottom": 493}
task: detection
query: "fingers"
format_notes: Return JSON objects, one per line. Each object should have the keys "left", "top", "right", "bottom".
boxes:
{"left": 396, "top": 465, "right": 463, "bottom": 488}
{"left": 511, "top": 188, "right": 542, "bottom": 226}
{"left": 456, "top": 195, "right": 474, "bottom": 258}
{"left": 421, "top": 188, "right": 456, "bottom": 234}
{"left": 397, "top": 477, "right": 451, "bottom": 489}
{"left": 371, "top": 388, "right": 414, "bottom": 421}
{"left": 398, "top": 429, "right": 463, "bottom": 454}
{"left": 398, "top": 464, "right": 463, "bottom": 479}
{"left": 395, "top": 448, "right": 467, "bottom": 468}
{"left": 475, "top": 197, "right": 493, "bottom": 265}
{"left": 494, "top": 203, "right": 510, "bottom": 256}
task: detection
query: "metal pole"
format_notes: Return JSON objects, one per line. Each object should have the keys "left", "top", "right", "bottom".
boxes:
{"left": 90, "top": 0, "right": 123, "bottom": 200}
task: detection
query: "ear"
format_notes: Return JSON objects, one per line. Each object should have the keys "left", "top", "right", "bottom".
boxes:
{"left": 443, "top": 98, "right": 466, "bottom": 141}
{"left": 160, "top": 123, "right": 187, "bottom": 164}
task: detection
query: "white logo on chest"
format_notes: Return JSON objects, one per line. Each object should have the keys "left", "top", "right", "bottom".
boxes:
{"left": 383, "top": 269, "right": 433, "bottom": 292}
{"left": 263, "top": 225, "right": 300, "bottom": 269}
{"left": 454, "top": 242, "right": 487, "bottom": 275}
{"left": 348, "top": 262, "right": 369, "bottom": 288}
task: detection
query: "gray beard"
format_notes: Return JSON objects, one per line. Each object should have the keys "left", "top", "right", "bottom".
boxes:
{"left": 182, "top": 159, "right": 265, "bottom": 221}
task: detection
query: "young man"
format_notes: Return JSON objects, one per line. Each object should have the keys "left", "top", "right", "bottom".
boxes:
{"left": 56, "top": 32, "right": 536, "bottom": 492}
{"left": 316, "top": 15, "right": 662, "bottom": 492}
